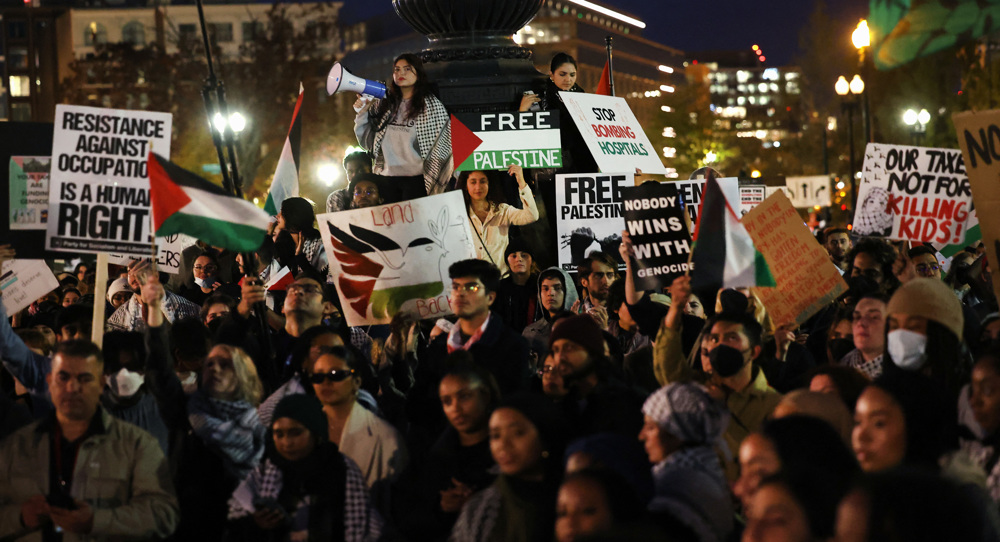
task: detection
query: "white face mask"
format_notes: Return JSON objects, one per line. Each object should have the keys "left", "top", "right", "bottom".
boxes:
{"left": 179, "top": 371, "right": 198, "bottom": 395}
{"left": 888, "top": 329, "right": 928, "bottom": 370}
{"left": 106, "top": 368, "right": 145, "bottom": 398}
{"left": 194, "top": 276, "right": 216, "bottom": 289}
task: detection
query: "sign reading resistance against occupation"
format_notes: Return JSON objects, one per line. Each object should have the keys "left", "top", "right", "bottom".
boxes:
{"left": 559, "top": 92, "right": 666, "bottom": 174}
{"left": 451, "top": 111, "right": 562, "bottom": 171}
{"left": 621, "top": 182, "right": 692, "bottom": 290}
{"left": 318, "top": 191, "right": 477, "bottom": 327}
{"left": 853, "top": 143, "right": 970, "bottom": 245}
{"left": 46, "top": 104, "right": 173, "bottom": 256}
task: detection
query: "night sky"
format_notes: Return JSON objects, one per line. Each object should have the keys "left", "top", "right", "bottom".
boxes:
{"left": 340, "top": 0, "right": 871, "bottom": 65}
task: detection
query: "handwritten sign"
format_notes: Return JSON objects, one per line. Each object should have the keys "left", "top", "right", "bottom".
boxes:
{"left": 853, "top": 143, "right": 970, "bottom": 245}
{"left": 558, "top": 92, "right": 665, "bottom": 174}
{"left": 0, "top": 260, "right": 59, "bottom": 315}
{"left": 46, "top": 104, "right": 172, "bottom": 256}
{"left": 317, "top": 191, "right": 476, "bottom": 326}
{"left": 743, "top": 190, "right": 848, "bottom": 326}
{"left": 9, "top": 156, "right": 50, "bottom": 231}
{"left": 621, "top": 182, "right": 692, "bottom": 289}
{"left": 953, "top": 109, "right": 1000, "bottom": 296}
{"left": 451, "top": 111, "right": 562, "bottom": 171}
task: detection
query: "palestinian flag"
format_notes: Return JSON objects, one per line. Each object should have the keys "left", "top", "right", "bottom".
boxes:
{"left": 690, "top": 173, "right": 775, "bottom": 292}
{"left": 595, "top": 60, "right": 612, "bottom": 96}
{"left": 264, "top": 83, "right": 303, "bottom": 215}
{"left": 148, "top": 153, "right": 270, "bottom": 253}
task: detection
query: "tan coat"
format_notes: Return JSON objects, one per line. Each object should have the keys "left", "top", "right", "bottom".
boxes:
{"left": 0, "top": 409, "right": 179, "bottom": 541}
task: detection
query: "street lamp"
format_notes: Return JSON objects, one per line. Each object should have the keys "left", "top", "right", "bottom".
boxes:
{"left": 211, "top": 111, "right": 247, "bottom": 135}
{"left": 902, "top": 108, "right": 930, "bottom": 144}
{"left": 852, "top": 20, "right": 870, "bottom": 49}
{"left": 852, "top": 19, "right": 872, "bottom": 143}
{"left": 836, "top": 74, "right": 864, "bottom": 210}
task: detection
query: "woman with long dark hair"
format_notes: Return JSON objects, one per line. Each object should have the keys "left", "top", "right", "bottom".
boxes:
{"left": 458, "top": 166, "right": 539, "bottom": 274}
{"left": 354, "top": 53, "right": 452, "bottom": 202}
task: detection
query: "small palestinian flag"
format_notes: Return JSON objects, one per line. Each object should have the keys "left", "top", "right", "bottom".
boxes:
{"left": 264, "top": 83, "right": 304, "bottom": 215}
{"left": 148, "top": 153, "right": 269, "bottom": 253}
{"left": 690, "top": 173, "right": 775, "bottom": 291}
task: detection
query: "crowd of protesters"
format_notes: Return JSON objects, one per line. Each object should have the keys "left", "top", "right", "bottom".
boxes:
{"left": 3, "top": 51, "right": 1000, "bottom": 542}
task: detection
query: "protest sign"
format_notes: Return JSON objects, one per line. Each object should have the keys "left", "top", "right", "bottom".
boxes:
{"left": 9, "top": 156, "right": 51, "bottom": 231}
{"left": 558, "top": 92, "right": 665, "bottom": 174}
{"left": 46, "top": 104, "right": 172, "bottom": 256}
{"left": 953, "top": 109, "right": 1000, "bottom": 296}
{"left": 556, "top": 173, "right": 631, "bottom": 271}
{"left": 106, "top": 233, "right": 194, "bottom": 274}
{"left": 0, "top": 122, "right": 63, "bottom": 260}
{"left": 853, "top": 143, "right": 970, "bottom": 245}
{"left": 743, "top": 190, "right": 848, "bottom": 326}
{"left": 621, "top": 182, "right": 692, "bottom": 290}
{"left": 739, "top": 184, "right": 766, "bottom": 216}
{"left": 317, "top": 191, "right": 477, "bottom": 326}
{"left": 451, "top": 111, "right": 562, "bottom": 171}
{"left": 785, "top": 176, "right": 831, "bottom": 208}
{"left": 0, "top": 259, "right": 59, "bottom": 315}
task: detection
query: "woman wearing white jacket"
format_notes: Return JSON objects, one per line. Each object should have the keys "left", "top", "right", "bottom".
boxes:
{"left": 460, "top": 164, "right": 540, "bottom": 274}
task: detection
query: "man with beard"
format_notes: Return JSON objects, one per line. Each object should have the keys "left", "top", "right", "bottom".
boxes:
{"left": 107, "top": 260, "right": 200, "bottom": 332}
{"left": 576, "top": 252, "right": 617, "bottom": 313}
{"left": 824, "top": 227, "right": 852, "bottom": 273}
{"left": 548, "top": 314, "right": 643, "bottom": 438}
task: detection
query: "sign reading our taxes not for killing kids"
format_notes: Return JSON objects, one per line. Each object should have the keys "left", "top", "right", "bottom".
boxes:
{"left": 853, "top": 143, "right": 971, "bottom": 245}
{"left": 451, "top": 111, "right": 562, "bottom": 171}
{"left": 558, "top": 92, "right": 665, "bottom": 174}
{"left": 46, "top": 104, "right": 172, "bottom": 256}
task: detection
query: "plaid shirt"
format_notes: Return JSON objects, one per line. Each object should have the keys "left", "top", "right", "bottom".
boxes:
{"left": 106, "top": 290, "right": 201, "bottom": 332}
{"left": 838, "top": 349, "right": 884, "bottom": 380}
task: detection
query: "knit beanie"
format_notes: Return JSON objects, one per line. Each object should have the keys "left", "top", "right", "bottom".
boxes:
{"left": 549, "top": 314, "right": 605, "bottom": 359}
{"left": 886, "top": 277, "right": 963, "bottom": 339}
{"left": 272, "top": 394, "right": 329, "bottom": 442}
{"left": 106, "top": 277, "right": 133, "bottom": 304}
{"left": 504, "top": 237, "right": 533, "bottom": 262}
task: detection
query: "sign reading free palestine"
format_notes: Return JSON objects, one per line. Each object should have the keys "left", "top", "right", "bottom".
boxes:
{"left": 451, "top": 111, "right": 562, "bottom": 171}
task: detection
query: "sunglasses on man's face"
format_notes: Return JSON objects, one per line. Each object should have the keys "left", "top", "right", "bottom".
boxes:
{"left": 308, "top": 369, "right": 355, "bottom": 384}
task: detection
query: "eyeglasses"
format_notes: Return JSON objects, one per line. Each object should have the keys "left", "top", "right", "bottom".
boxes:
{"left": 450, "top": 282, "right": 483, "bottom": 294}
{"left": 287, "top": 283, "right": 322, "bottom": 295}
{"left": 537, "top": 365, "right": 571, "bottom": 377}
{"left": 915, "top": 263, "right": 941, "bottom": 273}
{"left": 309, "top": 369, "right": 355, "bottom": 384}
{"left": 354, "top": 188, "right": 378, "bottom": 197}
{"left": 193, "top": 264, "right": 218, "bottom": 271}
{"left": 393, "top": 65, "right": 415, "bottom": 74}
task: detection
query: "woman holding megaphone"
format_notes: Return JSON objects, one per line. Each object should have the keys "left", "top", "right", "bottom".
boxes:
{"left": 354, "top": 53, "right": 452, "bottom": 203}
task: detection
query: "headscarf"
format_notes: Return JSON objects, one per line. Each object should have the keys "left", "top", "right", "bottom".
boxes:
{"left": 643, "top": 382, "right": 728, "bottom": 446}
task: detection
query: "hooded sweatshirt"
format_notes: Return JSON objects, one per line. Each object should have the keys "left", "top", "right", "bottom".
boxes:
{"left": 522, "top": 267, "right": 579, "bottom": 359}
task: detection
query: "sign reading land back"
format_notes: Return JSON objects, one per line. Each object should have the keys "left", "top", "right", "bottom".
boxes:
{"left": 46, "top": 104, "right": 172, "bottom": 255}
{"left": 451, "top": 111, "right": 562, "bottom": 171}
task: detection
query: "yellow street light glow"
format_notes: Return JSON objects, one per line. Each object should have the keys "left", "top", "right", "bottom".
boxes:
{"left": 564, "top": 0, "right": 646, "bottom": 28}
{"left": 852, "top": 20, "right": 870, "bottom": 49}
{"left": 835, "top": 76, "right": 849, "bottom": 96}
{"left": 751, "top": 170, "right": 761, "bottom": 178}
{"left": 849, "top": 74, "right": 865, "bottom": 94}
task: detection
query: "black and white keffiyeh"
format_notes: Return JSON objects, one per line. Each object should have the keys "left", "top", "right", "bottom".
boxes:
{"left": 369, "top": 93, "right": 452, "bottom": 195}
{"left": 187, "top": 390, "right": 267, "bottom": 481}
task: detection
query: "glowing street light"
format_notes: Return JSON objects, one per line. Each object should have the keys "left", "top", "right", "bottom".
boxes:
{"left": 317, "top": 163, "right": 340, "bottom": 186}
{"left": 704, "top": 151, "right": 717, "bottom": 164}
{"left": 852, "top": 20, "right": 870, "bottom": 49}
{"left": 849, "top": 75, "right": 865, "bottom": 94}
{"left": 212, "top": 111, "right": 247, "bottom": 134}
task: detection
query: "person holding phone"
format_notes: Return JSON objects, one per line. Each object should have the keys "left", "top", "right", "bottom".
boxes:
{"left": 226, "top": 394, "right": 382, "bottom": 541}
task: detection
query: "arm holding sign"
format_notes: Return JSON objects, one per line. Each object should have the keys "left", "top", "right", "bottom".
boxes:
{"left": 0, "top": 245, "right": 51, "bottom": 394}
{"left": 652, "top": 276, "right": 697, "bottom": 387}
{"left": 497, "top": 165, "right": 540, "bottom": 226}
{"left": 619, "top": 230, "right": 643, "bottom": 306}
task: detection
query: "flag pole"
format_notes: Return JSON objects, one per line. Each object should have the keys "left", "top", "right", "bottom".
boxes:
{"left": 195, "top": 0, "right": 274, "bottom": 359}
{"left": 605, "top": 36, "right": 615, "bottom": 97}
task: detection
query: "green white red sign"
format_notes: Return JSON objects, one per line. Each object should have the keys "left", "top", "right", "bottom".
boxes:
{"left": 451, "top": 111, "right": 562, "bottom": 171}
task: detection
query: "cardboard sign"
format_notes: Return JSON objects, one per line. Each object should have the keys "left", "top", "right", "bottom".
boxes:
{"left": 739, "top": 184, "right": 766, "bottom": 216}
{"left": 451, "top": 111, "right": 562, "bottom": 171}
{"left": 317, "top": 191, "right": 477, "bottom": 326}
{"left": 953, "top": 110, "right": 1000, "bottom": 295}
{"left": 558, "top": 92, "right": 665, "bottom": 174}
{"left": 0, "top": 259, "right": 59, "bottom": 315}
{"left": 853, "top": 143, "right": 970, "bottom": 244}
{"left": 742, "top": 190, "right": 848, "bottom": 326}
{"left": 622, "top": 182, "right": 692, "bottom": 290}
{"left": 9, "top": 156, "right": 51, "bottom": 231}
{"left": 106, "top": 233, "right": 195, "bottom": 274}
{"left": 556, "top": 173, "right": 631, "bottom": 271}
{"left": 46, "top": 105, "right": 173, "bottom": 256}
{"left": 785, "top": 176, "right": 831, "bottom": 208}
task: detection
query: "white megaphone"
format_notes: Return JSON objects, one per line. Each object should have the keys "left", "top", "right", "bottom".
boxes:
{"left": 327, "top": 62, "right": 387, "bottom": 99}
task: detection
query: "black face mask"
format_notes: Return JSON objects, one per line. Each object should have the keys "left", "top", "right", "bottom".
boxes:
{"left": 710, "top": 344, "right": 748, "bottom": 378}
{"left": 828, "top": 337, "right": 855, "bottom": 363}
